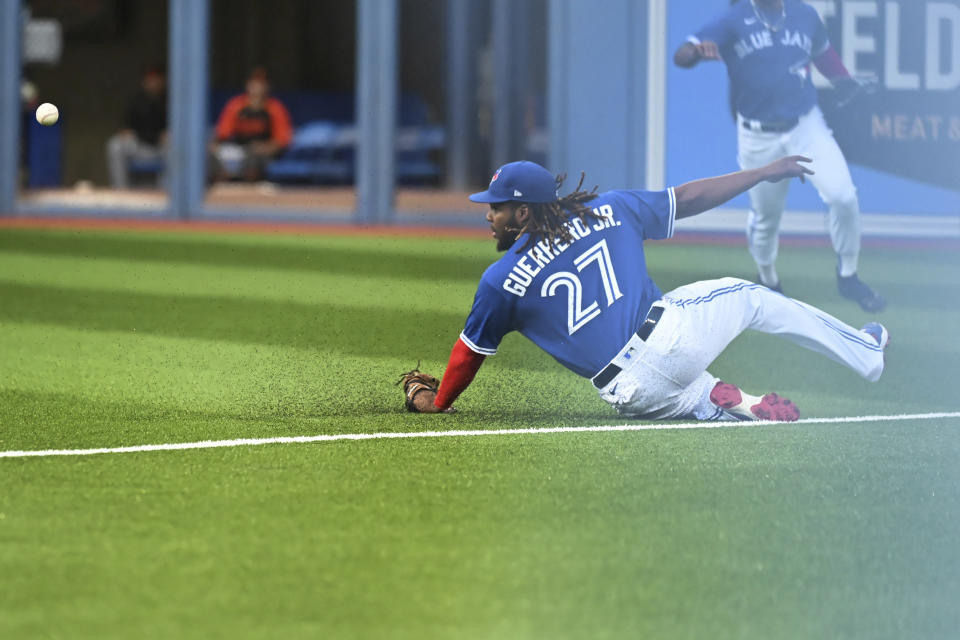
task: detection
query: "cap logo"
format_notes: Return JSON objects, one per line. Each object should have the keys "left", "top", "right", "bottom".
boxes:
{"left": 513, "top": 189, "right": 523, "bottom": 197}
{"left": 490, "top": 169, "right": 501, "bottom": 185}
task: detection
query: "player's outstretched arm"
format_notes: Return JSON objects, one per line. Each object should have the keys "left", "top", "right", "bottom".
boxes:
{"left": 673, "top": 41, "right": 720, "bottom": 68}
{"left": 674, "top": 156, "right": 814, "bottom": 219}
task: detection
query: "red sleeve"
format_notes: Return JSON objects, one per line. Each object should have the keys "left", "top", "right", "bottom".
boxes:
{"left": 434, "top": 338, "right": 486, "bottom": 410}
{"left": 215, "top": 96, "right": 246, "bottom": 141}
{"left": 813, "top": 45, "right": 851, "bottom": 81}
{"left": 267, "top": 99, "right": 293, "bottom": 148}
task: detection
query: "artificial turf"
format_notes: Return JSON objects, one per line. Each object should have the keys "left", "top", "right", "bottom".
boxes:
{"left": 1, "top": 226, "right": 958, "bottom": 639}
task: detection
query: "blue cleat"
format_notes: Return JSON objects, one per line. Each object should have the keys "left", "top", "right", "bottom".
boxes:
{"left": 861, "top": 322, "right": 890, "bottom": 350}
{"left": 838, "top": 271, "right": 887, "bottom": 312}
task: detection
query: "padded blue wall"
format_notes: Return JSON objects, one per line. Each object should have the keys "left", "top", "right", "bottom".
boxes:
{"left": 549, "top": 0, "right": 648, "bottom": 192}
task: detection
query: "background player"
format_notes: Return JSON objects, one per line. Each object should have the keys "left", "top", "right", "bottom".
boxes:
{"left": 673, "top": 0, "right": 886, "bottom": 312}
{"left": 209, "top": 67, "right": 293, "bottom": 183}
{"left": 105, "top": 66, "right": 167, "bottom": 189}
{"left": 402, "top": 160, "right": 889, "bottom": 420}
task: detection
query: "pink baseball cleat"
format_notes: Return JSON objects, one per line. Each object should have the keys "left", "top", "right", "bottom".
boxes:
{"left": 710, "top": 381, "right": 800, "bottom": 422}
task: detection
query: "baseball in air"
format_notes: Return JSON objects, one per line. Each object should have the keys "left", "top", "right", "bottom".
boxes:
{"left": 35, "top": 102, "right": 59, "bottom": 126}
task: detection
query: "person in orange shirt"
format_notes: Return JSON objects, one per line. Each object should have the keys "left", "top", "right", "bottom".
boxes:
{"left": 209, "top": 67, "right": 292, "bottom": 182}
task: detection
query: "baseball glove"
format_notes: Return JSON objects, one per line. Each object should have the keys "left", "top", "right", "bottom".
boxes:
{"left": 396, "top": 362, "right": 441, "bottom": 412}
{"left": 834, "top": 75, "right": 878, "bottom": 108}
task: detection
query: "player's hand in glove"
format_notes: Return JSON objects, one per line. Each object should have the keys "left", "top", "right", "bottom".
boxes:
{"left": 833, "top": 75, "right": 878, "bottom": 108}
{"left": 396, "top": 363, "right": 455, "bottom": 413}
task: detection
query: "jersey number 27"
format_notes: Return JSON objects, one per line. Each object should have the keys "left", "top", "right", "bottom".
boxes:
{"left": 541, "top": 239, "right": 623, "bottom": 335}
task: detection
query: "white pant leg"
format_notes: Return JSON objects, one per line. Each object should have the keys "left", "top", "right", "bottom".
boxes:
{"left": 785, "top": 107, "right": 861, "bottom": 269}
{"left": 215, "top": 143, "right": 250, "bottom": 178}
{"left": 106, "top": 133, "right": 137, "bottom": 188}
{"left": 738, "top": 122, "right": 791, "bottom": 268}
{"left": 129, "top": 141, "right": 165, "bottom": 187}
{"left": 602, "top": 277, "right": 886, "bottom": 420}
{"left": 660, "top": 278, "right": 884, "bottom": 381}
{"left": 596, "top": 336, "right": 723, "bottom": 421}
{"left": 106, "top": 134, "right": 162, "bottom": 188}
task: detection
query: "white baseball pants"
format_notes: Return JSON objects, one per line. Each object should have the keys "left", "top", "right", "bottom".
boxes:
{"left": 106, "top": 133, "right": 165, "bottom": 189}
{"left": 737, "top": 106, "right": 861, "bottom": 273}
{"left": 595, "top": 278, "right": 885, "bottom": 420}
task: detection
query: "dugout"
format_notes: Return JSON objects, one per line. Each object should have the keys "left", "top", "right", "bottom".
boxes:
{"left": 0, "top": 0, "right": 559, "bottom": 223}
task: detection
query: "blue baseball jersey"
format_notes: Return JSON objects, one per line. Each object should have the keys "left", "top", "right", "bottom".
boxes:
{"left": 689, "top": 0, "right": 829, "bottom": 122}
{"left": 460, "top": 188, "right": 677, "bottom": 379}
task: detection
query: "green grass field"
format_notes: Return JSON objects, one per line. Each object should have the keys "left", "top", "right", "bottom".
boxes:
{"left": 1, "top": 226, "right": 958, "bottom": 639}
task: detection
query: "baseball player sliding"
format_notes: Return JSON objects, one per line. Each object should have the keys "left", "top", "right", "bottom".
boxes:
{"left": 674, "top": 0, "right": 886, "bottom": 312}
{"left": 399, "top": 159, "right": 889, "bottom": 420}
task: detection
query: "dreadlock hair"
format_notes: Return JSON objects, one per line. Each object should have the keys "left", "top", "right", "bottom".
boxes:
{"left": 512, "top": 172, "right": 603, "bottom": 254}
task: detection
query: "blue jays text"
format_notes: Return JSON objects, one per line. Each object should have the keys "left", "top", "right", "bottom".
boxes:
{"left": 734, "top": 28, "right": 814, "bottom": 59}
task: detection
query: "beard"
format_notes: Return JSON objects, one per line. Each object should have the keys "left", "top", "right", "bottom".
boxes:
{"left": 495, "top": 228, "right": 519, "bottom": 252}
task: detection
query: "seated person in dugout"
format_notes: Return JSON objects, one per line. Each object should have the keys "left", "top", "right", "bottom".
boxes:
{"left": 106, "top": 65, "right": 168, "bottom": 188}
{"left": 209, "top": 67, "right": 293, "bottom": 182}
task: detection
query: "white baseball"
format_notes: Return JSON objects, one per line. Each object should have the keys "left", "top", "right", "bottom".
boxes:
{"left": 36, "top": 102, "right": 59, "bottom": 126}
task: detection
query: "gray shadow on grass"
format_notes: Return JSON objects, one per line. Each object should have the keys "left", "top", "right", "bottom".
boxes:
{"left": 0, "top": 281, "right": 542, "bottom": 373}
{"left": 0, "top": 230, "right": 493, "bottom": 282}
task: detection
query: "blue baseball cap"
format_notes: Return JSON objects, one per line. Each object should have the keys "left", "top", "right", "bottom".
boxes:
{"left": 468, "top": 161, "right": 558, "bottom": 204}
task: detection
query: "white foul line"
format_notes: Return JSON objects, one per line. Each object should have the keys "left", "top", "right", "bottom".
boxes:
{"left": 2, "top": 412, "right": 959, "bottom": 460}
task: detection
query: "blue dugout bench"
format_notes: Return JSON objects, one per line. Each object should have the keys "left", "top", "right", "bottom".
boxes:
{"left": 227, "top": 90, "right": 445, "bottom": 185}
{"left": 23, "top": 91, "right": 445, "bottom": 187}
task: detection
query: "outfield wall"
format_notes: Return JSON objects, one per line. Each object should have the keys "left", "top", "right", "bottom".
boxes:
{"left": 665, "top": 0, "right": 960, "bottom": 217}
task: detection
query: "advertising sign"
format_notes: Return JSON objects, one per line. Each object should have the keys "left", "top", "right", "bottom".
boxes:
{"left": 813, "top": 0, "right": 959, "bottom": 191}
